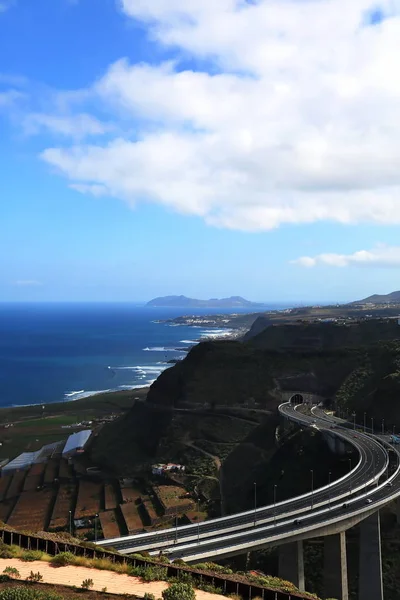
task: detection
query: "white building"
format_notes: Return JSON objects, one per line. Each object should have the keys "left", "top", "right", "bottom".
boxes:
{"left": 62, "top": 430, "right": 92, "bottom": 459}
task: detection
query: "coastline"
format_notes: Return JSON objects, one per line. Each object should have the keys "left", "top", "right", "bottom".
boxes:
{"left": 0, "top": 386, "right": 150, "bottom": 424}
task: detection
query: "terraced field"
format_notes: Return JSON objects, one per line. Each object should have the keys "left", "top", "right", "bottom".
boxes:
{"left": 49, "top": 483, "right": 76, "bottom": 530}
{"left": 7, "top": 488, "right": 54, "bottom": 530}
{"left": 75, "top": 480, "right": 103, "bottom": 519}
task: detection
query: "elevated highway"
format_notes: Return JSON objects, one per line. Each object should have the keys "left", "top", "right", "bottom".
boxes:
{"left": 97, "top": 398, "right": 399, "bottom": 599}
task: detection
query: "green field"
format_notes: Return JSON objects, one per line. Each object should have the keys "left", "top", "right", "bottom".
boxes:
{"left": 0, "top": 388, "right": 147, "bottom": 461}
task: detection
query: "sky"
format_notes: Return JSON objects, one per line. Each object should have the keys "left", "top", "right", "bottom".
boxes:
{"left": 2, "top": 0, "right": 400, "bottom": 304}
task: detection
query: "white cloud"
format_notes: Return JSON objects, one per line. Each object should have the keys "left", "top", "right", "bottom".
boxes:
{"left": 40, "top": 0, "right": 400, "bottom": 230}
{"left": 13, "top": 280, "right": 42, "bottom": 286}
{"left": 0, "top": 1, "right": 14, "bottom": 13}
{"left": 292, "top": 245, "right": 400, "bottom": 268}
{"left": 0, "top": 89, "right": 23, "bottom": 109}
{"left": 24, "top": 113, "right": 109, "bottom": 140}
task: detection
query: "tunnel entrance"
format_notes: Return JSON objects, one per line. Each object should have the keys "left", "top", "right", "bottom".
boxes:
{"left": 291, "top": 394, "right": 304, "bottom": 404}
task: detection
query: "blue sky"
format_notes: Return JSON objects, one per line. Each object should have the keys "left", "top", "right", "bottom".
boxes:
{"left": 1, "top": 0, "right": 400, "bottom": 304}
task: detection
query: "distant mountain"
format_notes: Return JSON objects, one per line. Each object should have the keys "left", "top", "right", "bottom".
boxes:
{"left": 146, "top": 295, "right": 263, "bottom": 308}
{"left": 352, "top": 290, "right": 400, "bottom": 305}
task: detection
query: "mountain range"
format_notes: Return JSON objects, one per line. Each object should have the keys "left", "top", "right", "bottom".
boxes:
{"left": 146, "top": 295, "right": 263, "bottom": 308}
{"left": 353, "top": 290, "right": 400, "bottom": 304}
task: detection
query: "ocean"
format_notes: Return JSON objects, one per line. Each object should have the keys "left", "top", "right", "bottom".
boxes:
{"left": 0, "top": 303, "right": 276, "bottom": 408}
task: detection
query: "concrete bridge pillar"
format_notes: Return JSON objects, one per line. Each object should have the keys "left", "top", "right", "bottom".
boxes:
{"left": 324, "top": 532, "right": 348, "bottom": 600}
{"left": 358, "top": 511, "right": 383, "bottom": 600}
{"left": 278, "top": 541, "right": 305, "bottom": 592}
{"left": 335, "top": 438, "right": 347, "bottom": 456}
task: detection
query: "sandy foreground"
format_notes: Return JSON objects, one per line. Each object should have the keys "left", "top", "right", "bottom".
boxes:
{"left": 0, "top": 559, "right": 226, "bottom": 600}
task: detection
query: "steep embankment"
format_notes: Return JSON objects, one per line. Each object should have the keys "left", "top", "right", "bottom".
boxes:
{"left": 91, "top": 319, "right": 400, "bottom": 479}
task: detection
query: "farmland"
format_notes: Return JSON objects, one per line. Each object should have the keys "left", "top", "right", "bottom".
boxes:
{"left": 23, "top": 463, "right": 46, "bottom": 491}
{"left": 0, "top": 387, "right": 201, "bottom": 541}
{"left": 99, "top": 509, "right": 121, "bottom": 538}
{"left": 7, "top": 488, "right": 54, "bottom": 530}
{"left": 0, "top": 476, "right": 11, "bottom": 501}
{"left": 44, "top": 458, "right": 59, "bottom": 484}
{"left": 120, "top": 501, "right": 145, "bottom": 534}
{"left": 6, "top": 471, "right": 26, "bottom": 499}
{"left": 154, "top": 485, "right": 194, "bottom": 516}
{"left": 75, "top": 480, "right": 103, "bottom": 519}
{"left": 49, "top": 483, "right": 76, "bottom": 531}
{"left": 105, "top": 482, "right": 119, "bottom": 510}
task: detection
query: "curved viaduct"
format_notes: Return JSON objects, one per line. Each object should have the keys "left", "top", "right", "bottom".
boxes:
{"left": 97, "top": 396, "right": 400, "bottom": 600}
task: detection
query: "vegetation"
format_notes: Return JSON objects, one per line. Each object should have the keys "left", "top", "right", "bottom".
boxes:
{"left": 80, "top": 579, "right": 94, "bottom": 590}
{"left": 0, "top": 589, "right": 62, "bottom": 600}
{"left": 27, "top": 572, "right": 43, "bottom": 584}
{"left": 3, "top": 567, "right": 21, "bottom": 579}
{"left": 162, "top": 583, "right": 195, "bottom": 600}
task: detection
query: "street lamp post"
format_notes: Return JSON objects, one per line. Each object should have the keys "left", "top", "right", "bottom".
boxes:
{"left": 382, "top": 419, "right": 385, "bottom": 435}
{"left": 328, "top": 471, "right": 331, "bottom": 509}
{"left": 197, "top": 499, "right": 200, "bottom": 544}
{"left": 175, "top": 515, "right": 178, "bottom": 543}
{"left": 69, "top": 510, "right": 72, "bottom": 535}
{"left": 253, "top": 482, "right": 257, "bottom": 526}
{"left": 353, "top": 412, "right": 356, "bottom": 430}
{"left": 94, "top": 514, "right": 98, "bottom": 543}
{"left": 273, "top": 484, "right": 277, "bottom": 525}
{"left": 371, "top": 417, "right": 374, "bottom": 435}
{"left": 310, "top": 470, "right": 314, "bottom": 509}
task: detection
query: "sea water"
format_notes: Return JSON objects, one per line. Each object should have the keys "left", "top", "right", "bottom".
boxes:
{"left": 0, "top": 303, "right": 277, "bottom": 408}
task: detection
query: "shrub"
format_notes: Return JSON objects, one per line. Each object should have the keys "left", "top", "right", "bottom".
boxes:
{"left": 101, "top": 588, "right": 107, "bottom": 594}
{"left": 20, "top": 551, "right": 44, "bottom": 562}
{"left": 71, "top": 556, "right": 91, "bottom": 568}
{"left": 162, "top": 583, "right": 195, "bottom": 600}
{"left": 172, "top": 559, "right": 187, "bottom": 566}
{"left": 50, "top": 552, "right": 76, "bottom": 567}
{"left": 92, "top": 557, "right": 113, "bottom": 571}
{"left": 0, "top": 544, "right": 14, "bottom": 559}
{"left": 27, "top": 571, "right": 43, "bottom": 583}
{"left": 168, "top": 572, "right": 193, "bottom": 585}
{"left": 198, "top": 583, "right": 223, "bottom": 594}
{"left": 0, "top": 589, "right": 62, "bottom": 600}
{"left": 81, "top": 578, "right": 94, "bottom": 590}
{"left": 0, "top": 576, "right": 10, "bottom": 583}
{"left": 3, "top": 567, "right": 20, "bottom": 578}
{"left": 143, "top": 595, "right": 156, "bottom": 600}
{"left": 141, "top": 566, "right": 168, "bottom": 582}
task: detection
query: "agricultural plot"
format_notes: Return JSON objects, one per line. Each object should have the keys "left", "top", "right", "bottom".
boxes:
{"left": 104, "top": 482, "right": 119, "bottom": 510}
{"left": 23, "top": 464, "right": 46, "bottom": 492}
{"left": 5, "top": 471, "right": 27, "bottom": 499}
{"left": 120, "top": 501, "right": 144, "bottom": 534}
{"left": 141, "top": 497, "right": 163, "bottom": 526}
{"left": 0, "top": 476, "right": 11, "bottom": 501}
{"left": 74, "top": 480, "right": 103, "bottom": 519}
{"left": 7, "top": 488, "right": 54, "bottom": 531}
{"left": 99, "top": 509, "right": 121, "bottom": 538}
{"left": 30, "top": 463, "right": 46, "bottom": 477}
{"left": 0, "top": 499, "right": 15, "bottom": 522}
{"left": 59, "top": 458, "right": 74, "bottom": 479}
{"left": 43, "top": 458, "right": 60, "bottom": 484}
{"left": 153, "top": 485, "right": 194, "bottom": 516}
{"left": 23, "top": 473, "right": 42, "bottom": 492}
{"left": 49, "top": 483, "right": 76, "bottom": 530}
{"left": 120, "top": 484, "right": 141, "bottom": 504}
